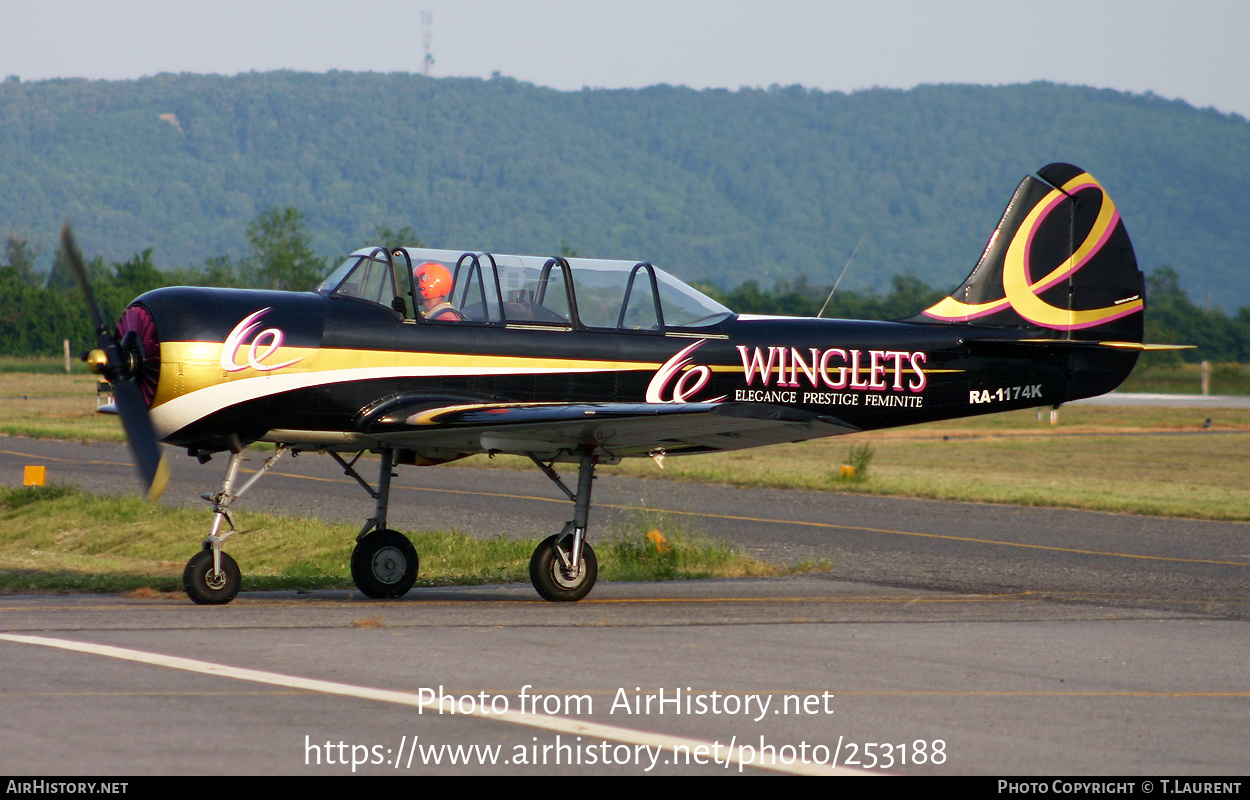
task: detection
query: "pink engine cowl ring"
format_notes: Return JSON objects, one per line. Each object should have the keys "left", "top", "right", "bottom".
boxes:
{"left": 116, "top": 304, "right": 161, "bottom": 407}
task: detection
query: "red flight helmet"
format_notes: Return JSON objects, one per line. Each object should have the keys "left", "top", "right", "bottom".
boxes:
{"left": 414, "top": 262, "right": 453, "bottom": 301}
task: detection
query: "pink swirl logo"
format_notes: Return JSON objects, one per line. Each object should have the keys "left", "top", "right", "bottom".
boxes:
{"left": 220, "top": 308, "right": 303, "bottom": 373}
{"left": 646, "top": 340, "right": 724, "bottom": 404}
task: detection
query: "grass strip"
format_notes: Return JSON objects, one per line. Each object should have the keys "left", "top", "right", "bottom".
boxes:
{"left": 0, "top": 484, "right": 796, "bottom": 595}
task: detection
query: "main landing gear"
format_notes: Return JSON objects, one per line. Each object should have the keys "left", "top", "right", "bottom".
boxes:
{"left": 336, "top": 447, "right": 602, "bottom": 602}
{"left": 334, "top": 446, "right": 603, "bottom": 602}
{"left": 527, "top": 451, "right": 599, "bottom": 602}
{"left": 333, "top": 448, "right": 419, "bottom": 599}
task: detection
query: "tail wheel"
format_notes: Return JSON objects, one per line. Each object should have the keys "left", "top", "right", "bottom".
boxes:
{"left": 351, "top": 529, "right": 418, "bottom": 598}
{"left": 530, "top": 534, "right": 597, "bottom": 602}
{"left": 183, "top": 549, "right": 241, "bottom": 605}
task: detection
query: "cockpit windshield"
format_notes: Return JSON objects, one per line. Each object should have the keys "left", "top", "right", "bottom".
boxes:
{"left": 316, "top": 247, "right": 411, "bottom": 316}
{"left": 323, "top": 246, "right": 733, "bottom": 330}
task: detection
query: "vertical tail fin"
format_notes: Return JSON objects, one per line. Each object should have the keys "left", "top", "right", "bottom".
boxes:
{"left": 914, "top": 163, "right": 1144, "bottom": 343}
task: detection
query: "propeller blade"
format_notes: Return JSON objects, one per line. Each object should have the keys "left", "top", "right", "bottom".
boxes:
{"left": 61, "top": 222, "right": 169, "bottom": 502}
{"left": 112, "top": 379, "right": 171, "bottom": 501}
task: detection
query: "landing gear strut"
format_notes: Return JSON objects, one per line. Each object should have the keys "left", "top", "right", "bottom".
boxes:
{"left": 333, "top": 448, "right": 419, "bottom": 599}
{"left": 181, "top": 445, "right": 290, "bottom": 604}
{"left": 528, "top": 450, "right": 599, "bottom": 602}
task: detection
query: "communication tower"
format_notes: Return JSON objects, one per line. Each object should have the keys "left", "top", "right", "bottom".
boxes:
{"left": 422, "top": 11, "right": 434, "bottom": 76}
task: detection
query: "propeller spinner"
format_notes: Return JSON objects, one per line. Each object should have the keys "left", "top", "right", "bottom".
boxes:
{"left": 61, "top": 223, "right": 170, "bottom": 502}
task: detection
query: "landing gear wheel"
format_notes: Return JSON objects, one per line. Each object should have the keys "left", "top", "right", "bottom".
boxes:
{"left": 530, "top": 534, "right": 597, "bottom": 602}
{"left": 183, "top": 549, "right": 241, "bottom": 605}
{"left": 351, "top": 529, "right": 418, "bottom": 599}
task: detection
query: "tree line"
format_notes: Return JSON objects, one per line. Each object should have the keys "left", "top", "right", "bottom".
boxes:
{"left": 0, "top": 209, "right": 1237, "bottom": 365}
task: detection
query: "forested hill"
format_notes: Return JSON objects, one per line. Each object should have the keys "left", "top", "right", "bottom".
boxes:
{"left": 1, "top": 72, "right": 1247, "bottom": 305}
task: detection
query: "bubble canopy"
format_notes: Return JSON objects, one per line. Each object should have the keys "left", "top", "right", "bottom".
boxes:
{"left": 317, "top": 247, "right": 733, "bottom": 330}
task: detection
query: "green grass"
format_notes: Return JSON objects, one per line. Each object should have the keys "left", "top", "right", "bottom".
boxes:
{"left": 0, "top": 356, "right": 91, "bottom": 374}
{"left": 830, "top": 434, "right": 1250, "bottom": 518}
{"left": 602, "top": 504, "right": 803, "bottom": 581}
{"left": 0, "top": 371, "right": 124, "bottom": 441}
{"left": 0, "top": 484, "right": 789, "bottom": 594}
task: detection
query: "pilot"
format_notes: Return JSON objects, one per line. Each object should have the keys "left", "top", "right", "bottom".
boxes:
{"left": 413, "top": 262, "right": 462, "bottom": 321}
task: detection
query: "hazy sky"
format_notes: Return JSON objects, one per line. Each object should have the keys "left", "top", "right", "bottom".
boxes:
{"left": 4, "top": 0, "right": 1247, "bottom": 118}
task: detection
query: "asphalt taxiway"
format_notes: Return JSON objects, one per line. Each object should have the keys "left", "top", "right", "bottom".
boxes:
{"left": 1, "top": 437, "right": 1247, "bottom": 775}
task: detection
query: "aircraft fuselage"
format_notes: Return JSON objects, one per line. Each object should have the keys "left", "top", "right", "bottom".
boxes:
{"left": 135, "top": 286, "right": 1133, "bottom": 457}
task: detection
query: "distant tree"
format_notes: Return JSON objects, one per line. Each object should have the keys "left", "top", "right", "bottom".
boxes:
{"left": 1147, "top": 266, "right": 1188, "bottom": 307}
{"left": 112, "top": 248, "right": 161, "bottom": 292}
{"left": 245, "top": 208, "right": 326, "bottom": 291}
{"left": 722, "top": 280, "right": 781, "bottom": 314}
{"left": 44, "top": 248, "right": 73, "bottom": 292}
{"left": 772, "top": 274, "right": 824, "bottom": 317}
{"left": 86, "top": 250, "right": 170, "bottom": 332}
{"left": 198, "top": 255, "right": 239, "bottom": 287}
{"left": 4, "top": 234, "right": 41, "bottom": 286}
{"left": 878, "top": 273, "right": 946, "bottom": 318}
{"left": 45, "top": 247, "right": 109, "bottom": 293}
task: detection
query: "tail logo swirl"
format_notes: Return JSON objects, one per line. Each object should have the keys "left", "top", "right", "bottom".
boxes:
{"left": 923, "top": 173, "right": 1143, "bottom": 331}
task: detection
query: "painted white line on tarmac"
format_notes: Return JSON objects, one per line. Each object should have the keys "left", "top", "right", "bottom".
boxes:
{"left": 0, "top": 632, "right": 865, "bottom": 776}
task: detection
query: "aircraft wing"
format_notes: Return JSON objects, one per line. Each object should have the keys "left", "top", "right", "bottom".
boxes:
{"left": 357, "top": 400, "right": 859, "bottom": 461}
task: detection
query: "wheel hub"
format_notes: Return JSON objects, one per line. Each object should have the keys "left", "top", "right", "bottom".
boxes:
{"left": 371, "top": 546, "right": 407, "bottom": 584}
{"left": 204, "top": 569, "right": 227, "bottom": 591}
{"left": 552, "top": 559, "right": 585, "bottom": 589}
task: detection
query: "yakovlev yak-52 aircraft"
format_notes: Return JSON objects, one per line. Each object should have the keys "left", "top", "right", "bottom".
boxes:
{"left": 71, "top": 163, "right": 1166, "bottom": 605}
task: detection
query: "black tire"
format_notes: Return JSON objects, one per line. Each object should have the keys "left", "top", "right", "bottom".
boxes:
{"left": 351, "top": 529, "right": 418, "bottom": 599}
{"left": 530, "top": 534, "right": 597, "bottom": 602}
{"left": 183, "top": 549, "right": 241, "bottom": 605}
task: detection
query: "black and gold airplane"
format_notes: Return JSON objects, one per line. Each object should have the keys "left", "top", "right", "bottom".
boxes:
{"left": 72, "top": 163, "right": 1168, "bottom": 605}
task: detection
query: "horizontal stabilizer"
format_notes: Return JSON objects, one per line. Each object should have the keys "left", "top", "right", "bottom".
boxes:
{"left": 966, "top": 338, "right": 1194, "bottom": 353}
